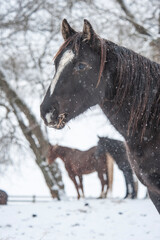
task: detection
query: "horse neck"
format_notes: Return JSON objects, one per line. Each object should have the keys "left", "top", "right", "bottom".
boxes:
{"left": 101, "top": 100, "right": 130, "bottom": 140}
{"left": 55, "top": 146, "right": 67, "bottom": 162}
{"left": 101, "top": 43, "right": 160, "bottom": 142}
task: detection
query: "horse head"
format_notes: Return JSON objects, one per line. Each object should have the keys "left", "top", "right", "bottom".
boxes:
{"left": 47, "top": 144, "right": 59, "bottom": 164}
{"left": 40, "top": 19, "right": 113, "bottom": 129}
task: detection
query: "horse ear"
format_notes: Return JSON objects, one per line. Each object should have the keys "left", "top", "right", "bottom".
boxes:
{"left": 61, "top": 19, "right": 77, "bottom": 40}
{"left": 83, "top": 19, "right": 95, "bottom": 41}
{"left": 83, "top": 19, "right": 100, "bottom": 45}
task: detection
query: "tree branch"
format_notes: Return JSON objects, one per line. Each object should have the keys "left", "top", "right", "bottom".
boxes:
{"left": 116, "top": 0, "right": 151, "bottom": 36}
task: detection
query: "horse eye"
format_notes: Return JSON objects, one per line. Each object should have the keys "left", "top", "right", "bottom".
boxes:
{"left": 77, "top": 63, "right": 86, "bottom": 70}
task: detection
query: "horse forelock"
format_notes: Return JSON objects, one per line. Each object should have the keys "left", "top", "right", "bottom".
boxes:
{"left": 53, "top": 33, "right": 81, "bottom": 60}
{"left": 52, "top": 32, "right": 107, "bottom": 88}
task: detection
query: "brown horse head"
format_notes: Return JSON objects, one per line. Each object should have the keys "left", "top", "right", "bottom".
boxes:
{"left": 47, "top": 144, "right": 59, "bottom": 164}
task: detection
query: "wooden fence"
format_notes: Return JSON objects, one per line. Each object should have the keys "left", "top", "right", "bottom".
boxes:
{"left": 8, "top": 195, "right": 53, "bottom": 203}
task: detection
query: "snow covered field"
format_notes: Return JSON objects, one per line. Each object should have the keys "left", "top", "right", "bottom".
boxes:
{"left": 0, "top": 198, "right": 159, "bottom": 240}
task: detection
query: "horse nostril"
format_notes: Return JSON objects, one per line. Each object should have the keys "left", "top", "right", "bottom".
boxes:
{"left": 40, "top": 96, "right": 58, "bottom": 120}
{"left": 45, "top": 110, "right": 56, "bottom": 123}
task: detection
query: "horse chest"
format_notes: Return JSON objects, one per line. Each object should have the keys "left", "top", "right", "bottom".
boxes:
{"left": 127, "top": 141, "right": 160, "bottom": 191}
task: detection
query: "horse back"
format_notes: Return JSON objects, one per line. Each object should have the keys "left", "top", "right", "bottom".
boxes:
{"left": 65, "top": 146, "right": 97, "bottom": 175}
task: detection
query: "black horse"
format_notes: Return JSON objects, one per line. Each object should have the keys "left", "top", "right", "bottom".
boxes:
{"left": 40, "top": 19, "right": 160, "bottom": 213}
{"left": 96, "top": 136, "right": 136, "bottom": 199}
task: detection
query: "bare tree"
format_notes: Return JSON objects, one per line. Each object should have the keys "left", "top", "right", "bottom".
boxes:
{"left": 0, "top": 0, "right": 67, "bottom": 198}
{"left": 115, "top": 0, "right": 160, "bottom": 63}
{"left": 0, "top": 70, "right": 64, "bottom": 199}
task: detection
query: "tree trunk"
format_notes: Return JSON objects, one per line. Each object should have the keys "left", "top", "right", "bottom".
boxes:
{"left": 0, "top": 70, "right": 65, "bottom": 199}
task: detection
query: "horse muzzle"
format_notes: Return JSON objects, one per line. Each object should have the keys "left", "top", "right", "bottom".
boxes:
{"left": 48, "top": 113, "right": 67, "bottom": 129}
{"left": 41, "top": 107, "right": 67, "bottom": 129}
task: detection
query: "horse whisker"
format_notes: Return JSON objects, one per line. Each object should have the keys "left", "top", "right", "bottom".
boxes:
{"left": 57, "top": 113, "right": 66, "bottom": 128}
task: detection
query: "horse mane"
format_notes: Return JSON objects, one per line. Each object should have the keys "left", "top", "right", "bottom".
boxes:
{"left": 112, "top": 45, "right": 160, "bottom": 138}
{"left": 54, "top": 33, "right": 160, "bottom": 139}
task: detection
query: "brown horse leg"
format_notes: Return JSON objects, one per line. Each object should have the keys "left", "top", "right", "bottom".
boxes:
{"left": 148, "top": 190, "right": 160, "bottom": 214}
{"left": 69, "top": 173, "right": 81, "bottom": 199}
{"left": 79, "top": 175, "right": 85, "bottom": 198}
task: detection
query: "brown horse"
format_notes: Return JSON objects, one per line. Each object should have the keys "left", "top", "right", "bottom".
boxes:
{"left": 47, "top": 145, "right": 113, "bottom": 199}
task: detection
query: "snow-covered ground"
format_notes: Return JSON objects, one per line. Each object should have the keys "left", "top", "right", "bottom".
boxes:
{"left": 0, "top": 199, "right": 159, "bottom": 240}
